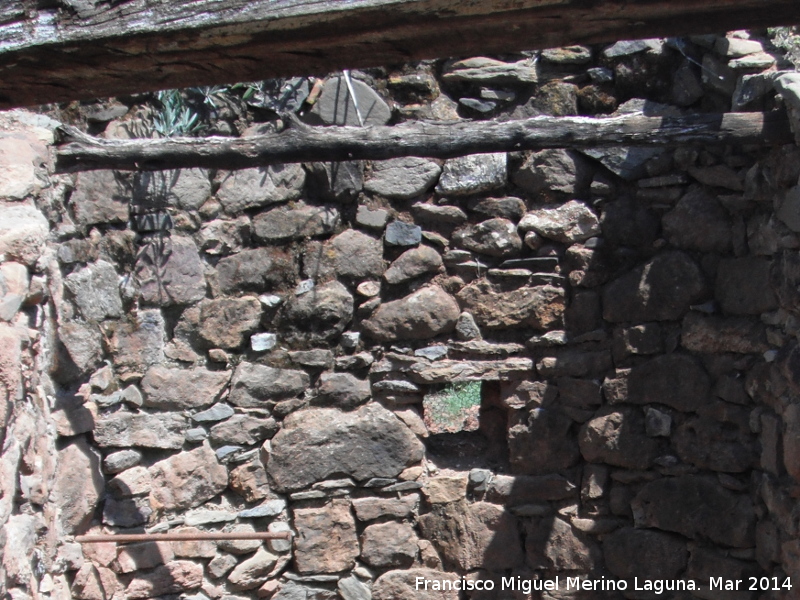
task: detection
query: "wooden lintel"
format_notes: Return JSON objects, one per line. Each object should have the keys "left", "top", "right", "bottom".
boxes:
{"left": 2, "top": 0, "right": 800, "bottom": 109}
{"left": 54, "top": 111, "right": 793, "bottom": 172}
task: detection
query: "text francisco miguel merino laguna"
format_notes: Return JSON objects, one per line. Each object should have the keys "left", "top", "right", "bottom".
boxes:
{"left": 414, "top": 575, "right": 792, "bottom": 595}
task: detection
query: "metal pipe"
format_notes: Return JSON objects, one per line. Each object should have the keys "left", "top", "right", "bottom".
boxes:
{"left": 75, "top": 531, "right": 292, "bottom": 544}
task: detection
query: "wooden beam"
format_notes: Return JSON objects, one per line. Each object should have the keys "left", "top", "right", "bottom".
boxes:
{"left": 2, "top": 0, "right": 800, "bottom": 109}
{"left": 54, "top": 111, "right": 793, "bottom": 172}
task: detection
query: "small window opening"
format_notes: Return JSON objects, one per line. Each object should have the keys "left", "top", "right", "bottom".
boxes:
{"left": 423, "top": 380, "right": 482, "bottom": 434}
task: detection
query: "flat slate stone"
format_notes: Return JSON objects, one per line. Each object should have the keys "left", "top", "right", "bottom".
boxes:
{"left": 312, "top": 76, "right": 391, "bottom": 126}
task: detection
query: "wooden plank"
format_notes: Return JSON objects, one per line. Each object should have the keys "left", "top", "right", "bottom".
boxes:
{"left": 55, "top": 111, "right": 793, "bottom": 172}
{"left": 2, "top": 0, "right": 800, "bottom": 109}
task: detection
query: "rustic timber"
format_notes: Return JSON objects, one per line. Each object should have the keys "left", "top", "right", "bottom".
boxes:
{"left": 75, "top": 532, "right": 292, "bottom": 544}
{"left": 55, "top": 111, "right": 793, "bottom": 172}
{"left": 2, "top": 0, "right": 800, "bottom": 109}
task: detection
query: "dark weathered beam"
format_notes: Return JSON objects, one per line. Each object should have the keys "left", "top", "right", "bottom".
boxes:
{"left": 2, "top": 0, "right": 800, "bottom": 109}
{"left": 55, "top": 111, "right": 792, "bottom": 172}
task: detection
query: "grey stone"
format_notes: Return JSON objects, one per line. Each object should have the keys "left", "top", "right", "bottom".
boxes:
{"left": 632, "top": 476, "right": 755, "bottom": 547}
{"left": 457, "top": 281, "right": 565, "bottom": 330}
{"left": 217, "top": 165, "right": 305, "bottom": 213}
{"left": 362, "top": 286, "right": 459, "bottom": 341}
{"left": 603, "top": 528, "right": 688, "bottom": 582}
{"left": 149, "top": 444, "right": 228, "bottom": 512}
{"left": 216, "top": 445, "right": 242, "bottom": 461}
{"left": 599, "top": 198, "right": 660, "bottom": 247}
{"left": 411, "top": 203, "right": 468, "bottom": 224}
{"left": 281, "top": 280, "right": 354, "bottom": 344}
{"left": 373, "top": 570, "right": 459, "bottom": 600}
{"left": 702, "top": 54, "right": 737, "bottom": 95}
{"left": 71, "top": 170, "right": 130, "bottom": 227}
{"left": 268, "top": 403, "right": 424, "bottom": 492}
{"left": 192, "top": 403, "right": 235, "bottom": 423}
{"left": 197, "top": 297, "right": 262, "bottom": 349}
{"left": 778, "top": 185, "right": 800, "bottom": 232}
{"left": 306, "top": 161, "right": 363, "bottom": 201}
{"left": 435, "top": 153, "right": 506, "bottom": 196}
{"left": 674, "top": 412, "right": 755, "bottom": 473}
{"left": 682, "top": 313, "right": 769, "bottom": 354}
{"left": 419, "top": 500, "right": 523, "bottom": 571}
{"left": 468, "top": 196, "right": 526, "bottom": 221}
{"left": 715, "top": 257, "right": 777, "bottom": 315}
{"left": 365, "top": 157, "right": 442, "bottom": 199}
{"left": 414, "top": 345, "right": 448, "bottom": 360}
{"left": 453, "top": 218, "right": 522, "bottom": 257}
{"left": 185, "top": 428, "right": 207, "bottom": 442}
{"left": 141, "top": 366, "right": 230, "bottom": 410}
{"left": 526, "top": 517, "right": 598, "bottom": 571}
{"left": 734, "top": 72, "right": 779, "bottom": 111}
{"left": 541, "top": 45, "right": 592, "bottom": 64}
{"left": 198, "top": 216, "right": 250, "bottom": 256}
{"left": 210, "top": 414, "right": 279, "bottom": 445}
{"left": 455, "top": 312, "right": 482, "bottom": 341}
{"left": 273, "top": 582, "right": 337, "bottom": 600}
{"left": 513, "top": 149, "right": 592, "bottom": 197}
{"left": 442, "top": 57, "right": 538, "bottom": 85}
{"left": 103, "top": 496, "right": 152, "bottom": 528}
{"left": 485, "top": 474, "right": 576, "bottom": 504}
{"left": 328, "top": 230, "right": 384, "bottom": 280}
{"left": 293, "top": 499, "right": 360, "bottom": 574}
{"left": 110, "top": 310, "right": 166, "bottom": 372}
{"left": 103, "top": 449, "right": 142, "bottom": 474}
{"left": 54, "top": 437, "right": 103, "bottom": 534}
{"left": 672, "top": 62, "right": 704, "bottom": 106}
{"left": 580, "top": 147, "right": 662, "bottom": 181}
{"left": 509, "top": 408, "right": 579, "bottom": 474}
{"left": 338, "top": 576, "right": 371, "bottom": 600}
{"left": 251, "top": 332, "right": 277, "bottom": 352}
{"left": 588, "top": 66, "right": 614, "bottom": 83}
{"left": 715, "top": 36, "right": 763, "bottom": 57}
{"left": 229, "top": 362, "right": 310, "bottom": 407}
{"left": 135, "top": 237, "right": 207, "bottom": 306}
{"left": 0, "top": 262, "right": 27, "bottom": 322}
{"left": 603, "top": 39, "right": 660, "bottom": 57}
{"left": 312, "top": 76, "right": 391, "bottom": 126}
{"left": 133, "top": 168, "right": 211, "bottom": 210}
{"left": 361, "top": 521, "right": 418, "bottom": 568}
{"left": 238, "top": 499, "right": 286, "bottom": 519}
{"left": 217, "top": 247, "right": 297, "bottom": 294}
{"left": 355, "top": 205, "right": 389, "bottom": 230}
{"left": 316, "top": 372, "right": 371, "bottom": 409}
{"left": 227, "top": 548, "right": 279, "bottom": 591}
{"left": 518, "top": 201, "right": 600, "bottom": 243}
{"left": 602, "top": 251, "right": 706, "bottom": 322}
{"left": 253, "top": 202, "right": 339, "bottom": 242}
{"left": 384, "top": 221, "right": 422, "bottom": 247}
{"left": 384, "top": 246, "right": 443, "bottom": 284}
{"left": 289, "top": 349, "right": 335, "bottom": 369}
{"left": 64, "top": 260, "right": 123, "bottom": 321}
{"left": 94, "top": 411, "right": 186, "bottom": 449}
{"left": 579, "top": 406, "right": 659, "bottom": 469}
{"left": 626, "top": 354, "right": 711, "bottom": 412}
{"left": 59, "top": 319, "right": 103, "bottom": 373}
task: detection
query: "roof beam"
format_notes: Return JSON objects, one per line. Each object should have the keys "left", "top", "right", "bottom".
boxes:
{"left": 55, "top": 111, "right": 793, "bottom": 172}
{"left": 2, "top": 0, "right": 800, "bottom": 109}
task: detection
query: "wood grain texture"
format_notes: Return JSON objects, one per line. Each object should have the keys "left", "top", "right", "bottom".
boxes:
{"left": 2, "top": 0, "right": 800, "bottom": 108}
{"left": 55, "top": 111, "right": 793, "bottom": 172}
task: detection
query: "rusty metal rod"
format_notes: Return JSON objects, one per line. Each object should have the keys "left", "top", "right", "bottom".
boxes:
{"left": 75, "top": 531, "right": 291, "bottom": 544}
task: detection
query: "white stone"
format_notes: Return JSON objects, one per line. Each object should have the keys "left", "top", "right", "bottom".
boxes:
{"left": 251, "top": 332, "right": 277, "bottom": 352}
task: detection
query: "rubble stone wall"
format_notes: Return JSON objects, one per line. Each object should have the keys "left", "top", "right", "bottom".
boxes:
{"left": 1, "top": 29, "right": 800, "bottom": 600}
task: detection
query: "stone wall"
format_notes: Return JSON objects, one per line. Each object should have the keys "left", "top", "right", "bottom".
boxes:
{"left": 2, "top": 29, "right": 800, "bottom": 600}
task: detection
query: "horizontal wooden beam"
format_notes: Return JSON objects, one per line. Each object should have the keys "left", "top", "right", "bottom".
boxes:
{"left": 54, "top": 111, "right": 792, "bottom": 172}
{"left": 2, "top": 0, "right": 800, "bottom": 109}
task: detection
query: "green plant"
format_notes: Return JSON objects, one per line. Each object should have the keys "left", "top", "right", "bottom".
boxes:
{"left": 152, "top": 89, "right": 201, "bottom": 137}
{"left": 769, "top": 26, "right": 800, "bottom": 69}
{"left": 424, "top": 381, "right": 482, "bottom": 433}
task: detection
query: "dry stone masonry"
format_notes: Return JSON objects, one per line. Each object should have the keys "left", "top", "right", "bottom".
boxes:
{"left": 1, "top": 27, "right": 800, "bottom": 600}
